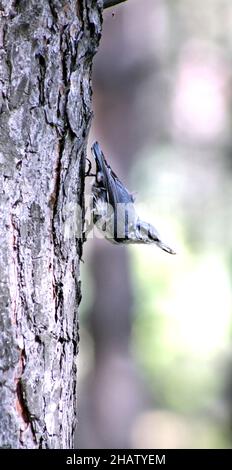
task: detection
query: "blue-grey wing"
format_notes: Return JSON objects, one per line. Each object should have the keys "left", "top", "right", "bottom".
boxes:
{"left": 91, "top": 141, "right": 134, "bottom": 208}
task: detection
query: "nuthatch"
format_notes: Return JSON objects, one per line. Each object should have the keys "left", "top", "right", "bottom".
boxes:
{"left": 86, "top": 141, "right": 176, "bottom": 255}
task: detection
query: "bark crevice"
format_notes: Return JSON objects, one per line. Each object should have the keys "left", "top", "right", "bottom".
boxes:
{"left": 0, "top": 0, "right": 102, "bottom": 449}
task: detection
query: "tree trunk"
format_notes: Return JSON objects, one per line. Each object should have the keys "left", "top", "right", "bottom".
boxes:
{"left": 0, "top": 0, "right": 102, "bottom": 449}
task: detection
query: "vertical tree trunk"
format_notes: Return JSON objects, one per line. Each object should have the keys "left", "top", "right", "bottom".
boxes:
{"left": 0, "top": 0, "right": 101, "bottom": 449}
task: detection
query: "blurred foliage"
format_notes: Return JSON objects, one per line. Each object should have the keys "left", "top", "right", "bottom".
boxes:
{"left": 79, "top": 0, "right": 232, "bottom": 449}
{"left": 129, "top": 144, "right": 232, "bottom": 447}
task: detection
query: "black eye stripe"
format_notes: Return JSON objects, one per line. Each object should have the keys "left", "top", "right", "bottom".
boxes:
{"left": 148, "top": 228, "right": 158, "bottom": 242}
{"left": 90, "top": 141, "right": 175, "bottom": 254}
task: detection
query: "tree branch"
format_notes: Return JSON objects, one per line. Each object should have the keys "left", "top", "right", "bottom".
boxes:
{"left": 103, "top": 0, "right": 128, "bottom": 9}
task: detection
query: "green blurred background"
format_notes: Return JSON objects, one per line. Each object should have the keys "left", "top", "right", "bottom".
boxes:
{"left": 76, "top": 0, "right": 232, "bottom": 448}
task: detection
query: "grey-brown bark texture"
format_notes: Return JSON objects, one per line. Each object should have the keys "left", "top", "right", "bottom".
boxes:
{"left": 0, "top": 0, "right": 102, "bottom": 449}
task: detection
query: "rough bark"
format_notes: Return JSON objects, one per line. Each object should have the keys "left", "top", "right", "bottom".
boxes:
{"left": 0, "top": 0, "right": 102, "bottom": 449}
